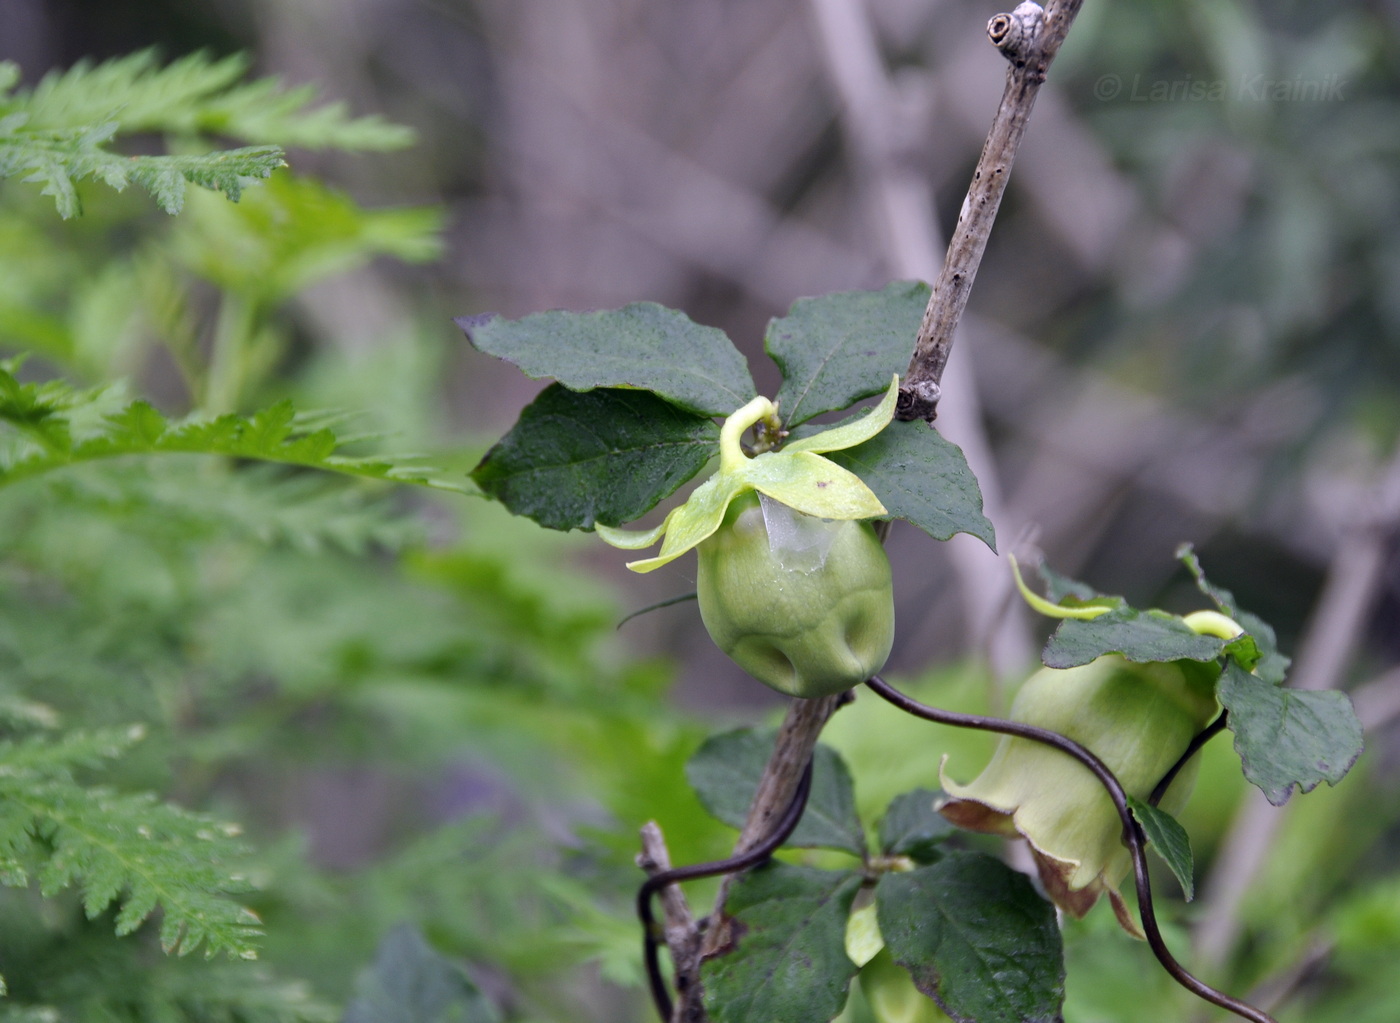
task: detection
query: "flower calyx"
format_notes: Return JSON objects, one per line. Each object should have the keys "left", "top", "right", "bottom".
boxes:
{"left": 595, "top": 375, "right": 898, "bottom": 572}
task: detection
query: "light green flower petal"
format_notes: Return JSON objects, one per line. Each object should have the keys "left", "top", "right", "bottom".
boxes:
{"left": 595, "top": 512, "right": 675, "bottom": 550}
{"left": 745, "top": 451, "right": 887, "bottom": 520}
{"left": 844, "top": 902, "right": 885, "bottom": 968}
{"left": 623, "top": 471, "right": 747, "bottom": 573}
{"left": 783, "top": 375, "right": 899, "bottom": 455}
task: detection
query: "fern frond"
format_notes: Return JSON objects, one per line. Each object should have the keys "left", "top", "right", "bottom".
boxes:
{"left": 127, "top": 961, "right": 338, "bottom": 1022}
{"left": 0, "top": 363, "right": 473, "bottom": 494}
{"left": 174, "top": 173, "right": 444, "bottom": 302}
{"left": 5, "top": 49, "right": 412, "bottom": 151}
{"left": 0, "top": 115, "right": 284, "bottom": 217}
{"left": 51, "top": 461, "right": 421, "bottom": 555}
{"left": 6, "top": 51, "right": 247, "bottom": 133}
{"left": 0, "top": 903, "right": 336, "bottom": 1022}
{"left": 0, "top": 730, "right": 259, "bottom": 959}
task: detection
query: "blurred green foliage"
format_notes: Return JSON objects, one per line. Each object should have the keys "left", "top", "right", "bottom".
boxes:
{"left": 0, "top": 51, "right": 715, "bottom": 1023}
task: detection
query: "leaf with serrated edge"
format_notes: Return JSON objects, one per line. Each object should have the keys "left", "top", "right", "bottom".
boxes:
{"left": 686, "top": 729, "right": 867, "bottom": 856}
{"left": 457, "top": 303, "right": 755, "bottom": 417}
{"left": 768, "top": 281, "right": 929, "bottom": 427}
{"left": 876, "top": 852, "right": 1064, "bottom": 1023}
{"left": 826, "top": 418, "right": 995, "bottom": 549}
{"left": 1128, "top": 797, "right": 1194, "bottom": 901}
{"left": 703, "top": 863, "right": 863, "bottom": 1023}
{"left": 1043, "top": 607, "right": 1226, "bottom": 669}
{"left": 471, "top": 385, "right": 719, "bottom": 531}
{"left": 1218, "top": 660, "right": 1364, "bottom": 806}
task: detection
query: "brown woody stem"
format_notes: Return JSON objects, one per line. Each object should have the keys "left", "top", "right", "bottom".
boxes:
{"left": 899, "top": 0, "right": 1086, "bottom": 421}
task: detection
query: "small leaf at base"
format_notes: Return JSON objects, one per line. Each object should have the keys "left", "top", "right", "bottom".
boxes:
{"left": 1128, "top": 797, "right": 1195, "bottom": 901}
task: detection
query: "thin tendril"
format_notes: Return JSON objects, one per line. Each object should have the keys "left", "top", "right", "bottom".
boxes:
{"left": 863, "top": 675, "right": 1276, "bottom": 1023}
{"left": 638, "top": 759, "right": 815, "bottom": 1023}
{"left": 1150, "top": 711, "right": 1228, "bottom": 807}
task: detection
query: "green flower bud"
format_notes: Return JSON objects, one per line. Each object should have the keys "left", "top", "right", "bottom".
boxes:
{"left": 696, "top": 492, "right": 894, "bottom": 699}
{"left": 938, "top": 655, "right": 1218, "bottom": 934}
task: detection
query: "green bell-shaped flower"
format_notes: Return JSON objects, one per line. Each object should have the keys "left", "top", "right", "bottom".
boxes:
{"left": 939, "top": 655, "right": 1219, "bottom": 934}
{"left": 596, "top": 378, "right": 899, "bottom": 697}
{"left": 696, "top": 491, "right": 894, "bottom": 698}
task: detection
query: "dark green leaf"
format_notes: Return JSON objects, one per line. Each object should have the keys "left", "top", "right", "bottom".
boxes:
{"left": 1128, "top": 797, "right": 1194, "bottom": 901}
{"left": 766, "top": 281, "right": 929, "bottom": 427}
{"left": 876, "top": 852, "right": 1064, "bottom": 1023}
{"left": 1043, "top": 607, "right": 1226, "bottom": 669}
{"left": 702, "top": 863, "right": 862, "bottom": 1023}
{"left": 685, "top": 729, "right": 866, "bottom": 856}
{"left": 877, "top": 789, "right": 954, "bottom": 864}
{"left": 457, "top": 304, "right": 755, "bottom": 417}
{"left": 1218, "top": 660, "right": 1364, "bottom": 806}
{"left": 827, "top": 419, "right": 994, "bottom": 549}
{"left": 343, "top": 925, "right": 499, "bottom": 1023}
{"left": 470, "top": 385, "right": 719, "bottom": 531}
{"left": 1176, "top": 543, "right": 1288, "bottom": 683}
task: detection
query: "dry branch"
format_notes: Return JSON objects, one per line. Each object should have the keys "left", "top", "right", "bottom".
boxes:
{"left": 899, "top": 0, "right": 1086, "bottom": 421}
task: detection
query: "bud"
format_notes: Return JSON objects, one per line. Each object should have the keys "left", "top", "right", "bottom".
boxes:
{"left": 938, "top": 655, "right": 1218, "bottom": 934}
{"left": 696, "top": 492, "right": 894, "bottom": 698}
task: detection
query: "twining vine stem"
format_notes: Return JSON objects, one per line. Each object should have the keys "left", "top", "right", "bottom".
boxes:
{"left": 863, "top": 676, "right": 1277, "bottom": 1023}
{"left": 1150, "top": 711, "right": 1228, "bottom": 806}
{"left": 638, "top": 761, "right": 815, "bottom": 1022}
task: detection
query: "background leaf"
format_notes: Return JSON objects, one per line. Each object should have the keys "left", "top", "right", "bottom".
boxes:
{"left": 826, "top": 419, "right": 994, "bottom": 549}
{"left": 1035, "top": 562, "right": 1102, "bottom": 604}
{"left": 0, "top": 729, "right": 259, "bottom": 960}
{"left": 1128, "top": 797, "right": 1195, "bottom": 901}
{"left": 15, "top": 49, "right": 413, "bottom": 151}
{"left": 470, "top": 384, "right": 719, "bottom": 531}
{"left": 0, "top": 369, "right": 470, "bottom": 494}
{"left": 766, "top": 281, "right": 928, "bottom": 427}
{"left": 1218, "top": 660, "right": 1365, "bottom": 806}
{"left": 876, "top": 852, "right": 1064, "bottom": 1023}
{"left": 702, "top": 863, "right": 862, "bottom": 1023}
{"left": 457, "top": 303, "right": 755, "bottom": 417}
{"left": 1177, "top": 544, "right": 1290, "bottom": 684}
{"left": 343, "top": 924, "right": 499, "bottom": 1023}
{"left": 686, "top": 728, "right": 867, "bottom": 856}
{"left": 1042, "top": 608, "right": 1227, "bottom": 669}
{"left": 877, "top": 789, "right": 955, "bottom": 864}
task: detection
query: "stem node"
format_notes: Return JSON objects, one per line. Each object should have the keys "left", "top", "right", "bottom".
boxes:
{"left": 988, "top": 2, "right": 1046, "bottom": 65}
